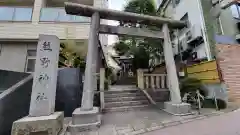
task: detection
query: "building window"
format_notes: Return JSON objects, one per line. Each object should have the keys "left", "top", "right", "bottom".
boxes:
{"left": 25, "top": 50, "right": 36, "bottom": 72}
{"left": 40, "top": 8, "right": 90, "bottom": 22}
{"left": 0, "top": 7, "right": 32, "bottom": 21}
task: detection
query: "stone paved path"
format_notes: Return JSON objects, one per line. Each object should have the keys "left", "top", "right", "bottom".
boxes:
{"left": 144, "top": 109, "right": 240, "bottom": 135}
{"left": 63, "top": 106, "right": 230, "bottom": 135}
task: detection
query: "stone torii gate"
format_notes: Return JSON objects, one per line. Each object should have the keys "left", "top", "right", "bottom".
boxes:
{"left": 65, "top": 2, "right": 191, "bottom": 132}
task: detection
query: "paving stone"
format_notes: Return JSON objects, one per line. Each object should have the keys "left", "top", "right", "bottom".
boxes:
{"left": 162, "top": 121, "right": 181, "bottom": 127}
{"left": 133, "top": 123, "right": 146, "bottom": 131}
{"left": 179, "top": 118, "right": 196, "bottom": 124}
{"left": 78, "top": 131, "right": 98, "bottom": 135}
{"left": 194, "top": 115, "right": 207, "bottom": 120}
{"left": 126, "top": 129, "right": 147, "bottom": 135}
{"left": 98, "top": 125, "right": 117, "bottom": 135}
{"left": 117, "top": 128, "right": 134, "bottom": 134}
{"left": 115, "top": 124, "right": 132, "bottom": 130}
{"left": 146, "top": 125, "right": 163, "bottom": 132}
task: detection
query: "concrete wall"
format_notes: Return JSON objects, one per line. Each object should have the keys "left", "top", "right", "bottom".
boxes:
{"left": 0, "top": 43, "right": 27, "bottom": 72}
{"left": 0, "top": 23, "right": 90, "bottom": 40}
{"left": 0, "top": 43, "right": 37, "bottom": 72}
{"left": 0, "top": 0, "right": 108, "bottom": 40}
{"left": 220, "top": 8, "right": 238, "bottom": 36}
{"left": 0, "top": 70, "right": 30, "bottom": 92}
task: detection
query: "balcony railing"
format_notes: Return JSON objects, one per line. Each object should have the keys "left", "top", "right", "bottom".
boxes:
{"left": 0, "top": 7, "right": 33, "bottom": 21}
{"left": 40, "top": 8, "right": 90, "bottom": 23}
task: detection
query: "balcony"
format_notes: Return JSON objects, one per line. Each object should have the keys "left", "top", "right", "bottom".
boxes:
{"left": 0, "top": 0, "right": 34, "bottom": 6}
{"left": 46, "top": 0, "right": 93, "bottom": 7}
{"left": 40, "top": 8, "right": 90, "bottom": 23}
{"left": 0, "top": 7, "right": 33, "bottom": 22}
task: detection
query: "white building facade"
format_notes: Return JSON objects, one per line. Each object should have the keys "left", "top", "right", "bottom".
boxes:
{"left": 0, "top": 0, "right": 108, "bottom": 72}
{"left": 160, "top": 0, "right": 211, "bottom": 62}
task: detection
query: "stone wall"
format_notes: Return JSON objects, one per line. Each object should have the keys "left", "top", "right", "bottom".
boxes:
{"left": 0, "top": 70, "right": 29, "bottom": 92}
{"left": 217, "top": 44, "right": 240, "bottom": 103}
{"left": 0, "top": 75, "right": 33, "bottom": 135}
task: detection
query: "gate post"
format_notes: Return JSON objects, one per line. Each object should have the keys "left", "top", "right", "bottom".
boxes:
{"left": 162, "top": 24, "right": 191, "bottom": 115}
{"left": 137, "top": 69, "right": 144, "bottom": 89}
{"left": 69, "top": 12, "right": 101, "bottom": 132}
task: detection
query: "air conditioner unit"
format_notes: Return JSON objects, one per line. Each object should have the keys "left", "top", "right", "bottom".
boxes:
{"left": 192, "top": 51, "right": 198, "bottom": 60}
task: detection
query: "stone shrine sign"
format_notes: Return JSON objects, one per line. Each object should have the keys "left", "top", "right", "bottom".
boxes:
{"left": 29, "top": 34, "right": 60, "bottom": 117}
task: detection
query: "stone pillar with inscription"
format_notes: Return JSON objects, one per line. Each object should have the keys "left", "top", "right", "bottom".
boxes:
{"left": 68, "top": 12, "right": 101, "bottom": 133}
{"left": 11, "top": 35, "right": 64, "bottom": 135}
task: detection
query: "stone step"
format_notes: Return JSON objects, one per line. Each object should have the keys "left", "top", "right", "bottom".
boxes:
{"left": 105, "top": 100, "right": 149, "bottom": 108}
{"left": 106, "top": 89, "right": 140, "bottom": 93}
{"left": 104, "top": 96, "right": 147, "bottom": 102}
{"left": 104, "top": 92, "right": 144, "bottom": 98}
{"left": 103, "top": 105, "right": 149, "bottom": 112}
{"left": 109, "top": 85, "right": 138, "bottom": 91}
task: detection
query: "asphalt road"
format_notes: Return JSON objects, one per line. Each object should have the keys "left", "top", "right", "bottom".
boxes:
{"left": 144, "top": 109, "right": 240, "bottom": 135}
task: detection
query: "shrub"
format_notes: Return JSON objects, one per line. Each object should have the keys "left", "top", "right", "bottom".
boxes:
{"left": 179, "top": 77, "right": 207, "bottom": 97}
{"left": 202, "top": 98, "right": 227, "bottom": 109}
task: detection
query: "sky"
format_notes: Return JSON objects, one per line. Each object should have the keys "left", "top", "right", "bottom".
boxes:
{"left": 107, "top": 0, "right": 160, "bottom": 45}
{"left": 108, "top": 0, "right": 128, "bottom": 45}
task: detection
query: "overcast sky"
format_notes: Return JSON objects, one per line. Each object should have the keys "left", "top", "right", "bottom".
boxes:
{"left": 108, "top": 0, "right": 128, "bottom": 45}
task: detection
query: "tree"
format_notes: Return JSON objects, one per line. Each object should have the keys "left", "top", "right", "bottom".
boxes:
{"left": 59, "top": 27, "right": 86, "bottom": 68}
{"left": 114, "top": 0, "right": 163, "bottom": 70}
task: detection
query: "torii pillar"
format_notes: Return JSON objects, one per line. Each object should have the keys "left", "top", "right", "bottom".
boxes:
{"left": 68, "top": 12, "right": 101, "bottom": 132}
{"left": 162, "top": 24, "right": 191, "bottom": 115}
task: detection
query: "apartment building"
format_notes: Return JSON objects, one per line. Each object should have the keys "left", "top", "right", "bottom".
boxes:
{"left": 0, "top": 0, "right": 108, "bottom": 73}
{"left": 159, "top": 0, "right": 212, "bottom": 63}
{"left": 157, "top": 0, "right": 240, "bottom": 64}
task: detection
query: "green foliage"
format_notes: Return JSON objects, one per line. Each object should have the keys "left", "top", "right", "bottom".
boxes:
{"left": 114, "top": 0, "right": 163, "bottom": 70}
{"left": 179, "top": 77, "right": 207, "bottom": 97}
{"left": 113, "top": 41, "right": 130, "bottom": 55}
{"left": 59, "top": 43, "right": 85, "bottom": 68}
{"left": 104, "top": 80, "right": 109, "bottom": 90}
{"left": 132, "top": 46, "right": 150, "bottom": 69}
{"left": 124, "top": 0, "right": 156, "bottom": 15}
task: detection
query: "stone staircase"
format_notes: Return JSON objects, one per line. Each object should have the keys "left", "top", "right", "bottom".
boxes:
{"left": 103, "top": 85, "right": 150, "bottom": 112}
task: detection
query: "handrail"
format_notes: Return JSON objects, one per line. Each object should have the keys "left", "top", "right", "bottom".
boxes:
{"left": 0, "top": 75, "right": 33, "bottom": 99}
{"left": 139, "top": 88, "right": 157, "bottom": 105}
